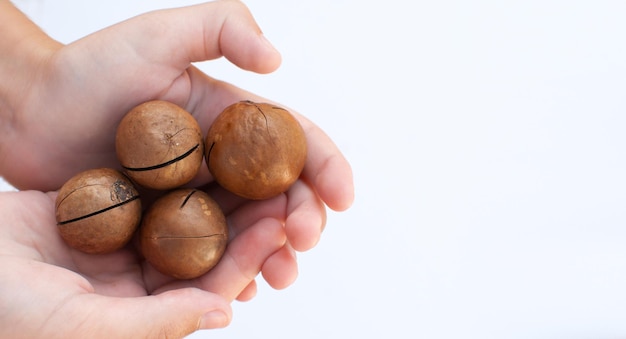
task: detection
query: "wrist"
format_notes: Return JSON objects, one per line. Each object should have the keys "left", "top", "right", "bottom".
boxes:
{"left": 0, "top": 2, "right": 61, "bottom": 183}
{"left": 0, "top": 2, "right": 61, "bottom": 114}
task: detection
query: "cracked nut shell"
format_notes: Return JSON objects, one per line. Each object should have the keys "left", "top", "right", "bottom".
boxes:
{"left": 140, "top": 188, "right": 228, "bottom": 279}
{"left": 116, "top": 100, "right": 204, "bottom": 190}
{"left": 205, "top": 101, "right": 307, "bottom": 200}
{"left": 55, "top": 168, "right": 141, "bottom": 254}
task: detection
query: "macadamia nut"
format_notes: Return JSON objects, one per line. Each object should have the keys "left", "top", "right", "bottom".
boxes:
{"left": 205, "top": 101, "right": 307, "bottom": 200}
{"left": 139, "top": 188, "right": 228, "bottom": 279}
{"left": 116, "top": 100, "right": 204, "bottom": 190}
{"left": 55, "top": 168, "right": 141, "bottom": 254}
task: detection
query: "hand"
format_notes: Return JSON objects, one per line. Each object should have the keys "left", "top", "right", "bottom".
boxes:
{"left": 0, "top": 0, "right": 282, "bottom": 191}
{"left": 0, "top": 189, "right": 298, "bottom": 338}
{"left": 0, "top": 0, "right": 353, "bottom": 306}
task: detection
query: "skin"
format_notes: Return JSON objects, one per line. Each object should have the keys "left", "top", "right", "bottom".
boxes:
{"left": 0, "top": 0, "right": 354, "bottom": 338}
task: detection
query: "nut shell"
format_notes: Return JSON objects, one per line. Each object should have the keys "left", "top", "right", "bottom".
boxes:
{"left": 140, "top": 188, "right": 228, "bottom": 279}
{"left": 116, "top": 100, "right": 204, "bottom": 190}
{"left": 205, "top": 101, "right": 307, "bottom": 200}
{"left": 55, "top": 168, "right": 141, "bottom": 254}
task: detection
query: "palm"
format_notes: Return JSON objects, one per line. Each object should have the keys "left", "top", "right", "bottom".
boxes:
{"left": 1, "top": 186, "right": 271, "bottom": 291}
{"left": 0, "top": 187, "right": 294, "bottom": 336}
{"left": 0, "top": 191, "right": 144, "bottom": 336}
{"left": 2, "top": 190, "right": 151, "bottom": 297}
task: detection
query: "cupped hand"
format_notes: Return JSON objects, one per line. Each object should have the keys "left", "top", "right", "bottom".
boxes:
{"left": 0, "top": 189, "right": 257, "bottom": 337}
{"left": 2, "top": 0, "right": 282, "bottom": 190}
{"left": 0, "top": 0, "right": 354, "bottom": 310}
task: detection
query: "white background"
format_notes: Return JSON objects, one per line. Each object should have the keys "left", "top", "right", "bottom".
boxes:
{"left": 9, "top": 0, "right": 626, "bottom": 338}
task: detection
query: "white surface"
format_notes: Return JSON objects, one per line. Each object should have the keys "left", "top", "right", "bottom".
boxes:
{"left": 9, "top": 0, "right": 626, "bottom": 338}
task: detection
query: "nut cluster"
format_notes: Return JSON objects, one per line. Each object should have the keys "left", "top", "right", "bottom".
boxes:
{"left": 54, "top": 100, "right": 307, "bottom": 280}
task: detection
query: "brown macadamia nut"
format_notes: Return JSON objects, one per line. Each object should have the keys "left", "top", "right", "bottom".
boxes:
{"left": 205, "top": 101, "right": 307, "bottom": 200}
{"left": 140, "top": 188, "right": 228, "bottom": 279}
{"left": 55, "top": 168, "right": 141, "bottom": 254}
{"left": 116, "top": 100, "right": 204, "bottom": 190}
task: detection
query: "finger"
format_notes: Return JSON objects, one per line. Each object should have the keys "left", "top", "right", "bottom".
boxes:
{"left": 186, "top": 0, "right": 281, "bottom": 72}
{"left": 199, "top": 217, "right": 286, "bottom": 301}
{"left": 61, "top": 0, "right": 281, "bottom": 112}
{"left": 285, "top": 179, "right": 327, "bottom": 252}
{"left": 261, "top": 243, "right": 298, "bottom": 290}
{"left": 225, "top": 192, "right": 288, "bottom": 236}
{"left": 216, "top": 190, "right": 299, "bottom": 291}
{"left": 71, "top": 288, "right": 231, "bottom": 338}
{"left": 235, "top": 280, "right": 257, "bottom": 302}
{"left": 119, "top": 0, "right": 281, "bottom": 73}
{"left": 298, "top": 114, "right": 355, "bottom": 212}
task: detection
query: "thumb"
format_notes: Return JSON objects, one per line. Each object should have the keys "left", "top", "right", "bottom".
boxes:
{"left": 107, "top": 0, "right": 281, "bottom": 73}
{"left": 57, "top": 0, "right": 281, "bottom": 110}
{"left": 86, "top": 288, "right": 232, "bottom": 338}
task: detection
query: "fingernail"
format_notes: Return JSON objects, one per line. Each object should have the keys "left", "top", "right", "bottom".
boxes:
{"left": 201, "top": 310, "right": 230, "bottom": 329}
